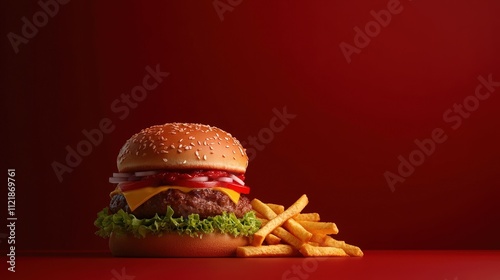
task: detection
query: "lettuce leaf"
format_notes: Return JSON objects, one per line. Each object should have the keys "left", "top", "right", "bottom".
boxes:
{"left": 94, "top": 206, "right": 261, "bottom": 238}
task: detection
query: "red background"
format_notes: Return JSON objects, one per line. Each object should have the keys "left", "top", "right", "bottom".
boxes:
{"left": 2, "top": 0, "right": 500, "bottom": 254}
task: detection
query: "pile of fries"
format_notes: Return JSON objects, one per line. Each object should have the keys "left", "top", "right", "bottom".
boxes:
{"left": 236, "top": 194, "right": 363, "bottom": 257}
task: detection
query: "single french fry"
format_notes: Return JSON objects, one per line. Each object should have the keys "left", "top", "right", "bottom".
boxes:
{"left": 265, "top": 233, "right": 281, "bottom": 245}
{"left": 251, "top": 195, "right": 309, "bottom": 246}
{"left": 273, "top": 227, "right": 303, "bottom": 249}
{"left": 310, "top": 233, "right": 327, "bottom": 244}
{"left": 296, "top": 221, "right": 339, "bottom": 235}
{"left": 322, "top": 236, "right": 364, "bottom": 257}
{"left": 267, "top": 203, "right": 285, "bottom": 214}
{"left": 236, "top": 244, "right": 297, "bottom": 257}
{"left": 255, "top": 212, "right": 265, "bottom": 219}
{"left": 251, "top": 199, "right": 278, "bottom": 220}
{"left": 294, "top": 213, "right": 321, "bottom": 222}
{"left": 299, "top": 243, "right": 348, "bottom": 257}
{"left": 283, "top": 219, "right": 312, "bottom": 242}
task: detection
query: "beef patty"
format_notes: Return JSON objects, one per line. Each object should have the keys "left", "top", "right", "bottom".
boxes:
{"left": 109, "top": 188, "right": 252, "bottom": 219}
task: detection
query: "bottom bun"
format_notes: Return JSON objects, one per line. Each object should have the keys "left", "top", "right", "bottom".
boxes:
{"left": 109, "top": 232, "right": 249, "bottom": 257}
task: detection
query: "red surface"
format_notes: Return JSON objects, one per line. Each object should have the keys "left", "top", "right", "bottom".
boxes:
{"left": 2, "top": 0, "right": 500, "bottom": 253}
{"left": 3, "top": 251, "right": 500, "bottom": 280}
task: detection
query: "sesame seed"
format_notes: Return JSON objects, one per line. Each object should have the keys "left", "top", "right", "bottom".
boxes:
{"left": 209, "top": 146, "right": 214, "bottom": 150}
{"left": 170, "top": 144, "right": 175, "bottom": 149}
{"left": 203, "top": 155, "right": 207, "bottom": 160}
{"left": 182, "top": 160, "right": 187, "bottom": 164}
{"left": 177, "top": 149, "right": 182, "bottom": 153}
{"left": 179, "top": 144, "right": 183, "bottom": 148}
{"left": 163, "top": 158, "right": 168, "bottom": 162}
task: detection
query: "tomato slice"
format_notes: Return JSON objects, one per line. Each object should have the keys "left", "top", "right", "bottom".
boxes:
{"left": 219, "top": 181, "right": 250, "bottom": 194}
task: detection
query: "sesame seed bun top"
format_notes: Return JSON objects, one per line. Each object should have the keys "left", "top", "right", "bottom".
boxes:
{"left": 117, "top": 123, "right": 248, "bottom": 173}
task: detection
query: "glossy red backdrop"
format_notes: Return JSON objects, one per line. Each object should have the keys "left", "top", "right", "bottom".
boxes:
{"left": 2, "top": 0, "right": 499, "bottom": 253}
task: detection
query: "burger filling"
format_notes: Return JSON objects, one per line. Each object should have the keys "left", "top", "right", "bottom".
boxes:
{"left": 95, "top": 169, "right": 261, "bottom": 238}
{"left": 108, "top": 170, "right": 251, "bottom": 218}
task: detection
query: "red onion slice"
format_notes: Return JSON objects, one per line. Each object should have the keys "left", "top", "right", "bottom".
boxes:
{"left": 112, "top": 172, "right": 133, "bottom": 178}
{"left": 187, "top": 176, "right": 209, "bottom": 182}
{"left": 109, "top": 177, "right": 129, "bottom": 184}
{"left": 217, "top": 177, "right": 233, "bottom": 183}
{"left": 230, "top": 174, "right": 245, "bottom": 185}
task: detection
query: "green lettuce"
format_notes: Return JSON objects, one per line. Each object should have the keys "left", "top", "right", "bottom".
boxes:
{"left": 94, "top": 206, "right": 261, "bottom": 238}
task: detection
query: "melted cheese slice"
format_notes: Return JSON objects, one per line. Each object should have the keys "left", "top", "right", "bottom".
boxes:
{"left": 110, "top": 186, "right": 241, "bottom": 212}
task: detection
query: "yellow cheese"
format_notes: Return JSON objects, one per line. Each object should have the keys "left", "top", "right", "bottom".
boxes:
{"left": 111, "top": 185, "right": 241, "bottom": 212}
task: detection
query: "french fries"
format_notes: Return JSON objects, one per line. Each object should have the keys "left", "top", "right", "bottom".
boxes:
{"left": 251, "top": 195, "right": 309, "bottom": 246}
{"left": 252, "top": 199, "right": 308, "bottom": 246}
{"left": 238, "top": 194, "right": 363, "bottom": 258}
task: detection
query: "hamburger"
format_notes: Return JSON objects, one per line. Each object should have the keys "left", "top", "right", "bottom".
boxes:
{"left": 94, "top": 123, "right": 261, "bottom": 257}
